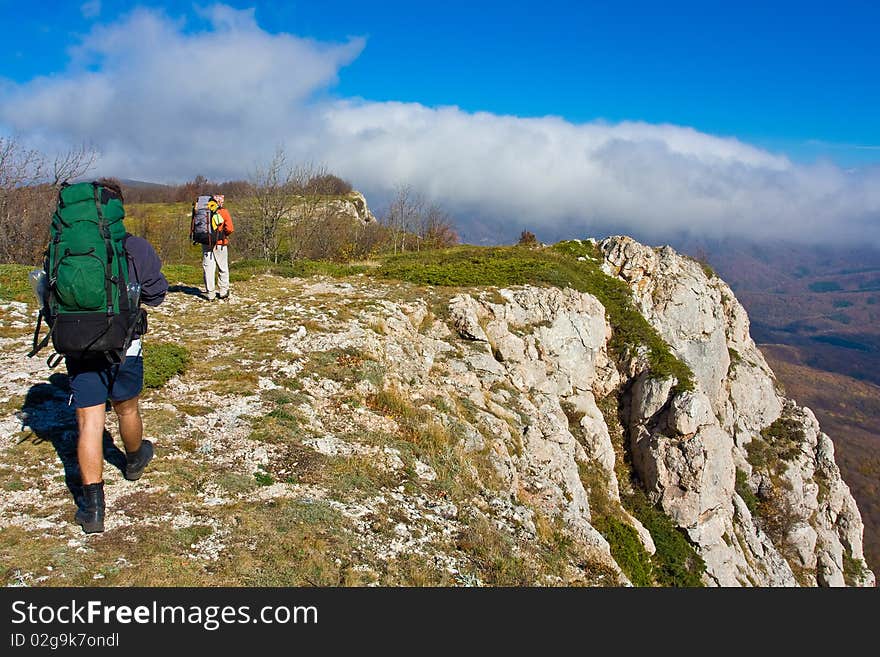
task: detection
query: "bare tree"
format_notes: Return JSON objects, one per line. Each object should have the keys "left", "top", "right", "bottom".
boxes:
{"left": 52, "top": 143, "right": 98, "bottom": 185}
{"left": 517, "top": 230, "right": 539, "bottom": 247}
{"left": 0, "top": 137, "right": 97, "bottom": 264}
{"left": 380, "top": 187, "right": 460, "bottom": 254}
{"left": 234, "top": 149, "right": 326, "bottom": 263}
{"left": 303, "top": 173, "right": 352, "bottom": 195}
{"left": 382, "top": 184, "right": 425, "bottom": 254}
{"left": 419, "top": 204, "right": 459, "bottom": 250}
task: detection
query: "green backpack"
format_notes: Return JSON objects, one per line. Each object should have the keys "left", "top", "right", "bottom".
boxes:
{"left": 30, "top": 181, "right": 145, "bottom": 365}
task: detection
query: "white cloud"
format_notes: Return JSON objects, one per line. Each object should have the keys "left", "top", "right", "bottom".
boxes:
{"left": 2, "top": 4, "right": 878, "bottom": 244}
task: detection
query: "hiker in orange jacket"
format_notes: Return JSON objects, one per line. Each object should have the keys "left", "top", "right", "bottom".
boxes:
{"left": 203, "top": 194, "right": 234, "bottom": 301}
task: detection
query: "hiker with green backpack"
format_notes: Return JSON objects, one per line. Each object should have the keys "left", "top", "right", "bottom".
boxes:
{"left": 30, "top": 179, "right": 168, "bottom": 533}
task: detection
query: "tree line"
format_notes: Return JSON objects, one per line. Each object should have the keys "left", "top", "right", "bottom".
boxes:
{"left": 0, "top": 140, "right": 459, "bottom": 266}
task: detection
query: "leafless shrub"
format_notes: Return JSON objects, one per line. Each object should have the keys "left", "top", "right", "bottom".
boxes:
{"left": 0, "top": 137, "right": 97, "bottom": 264}
{"left": 303, "top": 173, "right": 352, "bottom": 196}
{"left": 380, "top": 185, "right": 459, "bottom": 254}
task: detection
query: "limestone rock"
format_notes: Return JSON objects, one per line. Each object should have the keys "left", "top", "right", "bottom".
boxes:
{"left": 600, "top": 235, "right": 873, "bottom": 587}
{"left": 286, "top": 190, "right": 376, "bottom": 226}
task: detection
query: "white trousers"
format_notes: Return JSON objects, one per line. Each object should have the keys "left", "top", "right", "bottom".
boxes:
{"left": 202, "top": 244, "right": 230, "bottom": 296}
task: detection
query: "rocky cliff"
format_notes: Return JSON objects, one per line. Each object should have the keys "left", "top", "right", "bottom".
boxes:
{"left": 600, "top": 236, "right": 873, "bottom": 586}
{"left": 286, "top": 190, "right": 376, "bottom": 225}
{"left": 0, "top": 236, "right": 873, "bottom": 586}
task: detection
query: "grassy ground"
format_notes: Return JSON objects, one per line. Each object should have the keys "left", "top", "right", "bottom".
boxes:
{"left": 0, "top": 262, "right": 624, "bottom": 586}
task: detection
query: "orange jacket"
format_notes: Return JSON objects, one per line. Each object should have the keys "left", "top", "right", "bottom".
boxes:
{"left": 215, "top": 208, "right": 234, "bottom": 246}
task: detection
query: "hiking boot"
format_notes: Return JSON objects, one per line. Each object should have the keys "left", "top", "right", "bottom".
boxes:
{"left": 125, "top": 440, "right": 154, "bottom": 481}
{"left": 75, "top": 482, "right": 105, "bottom": 533}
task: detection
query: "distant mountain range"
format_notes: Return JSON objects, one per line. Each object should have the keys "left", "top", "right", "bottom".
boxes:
{"left": 117, "top": 178, "right": 175, "bottom": 190}
{"left": 676, "top": 237, "right": 880, "bottom": 386}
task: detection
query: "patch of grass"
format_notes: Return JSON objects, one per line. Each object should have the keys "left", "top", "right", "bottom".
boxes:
{"left": 174, "top": 524, "right": 214, "bottom": 547}
{"left": 162, "top": 258, "right": 367, "bottom": 287}
{"left": 593, "top": 391, "right": 706, "bottom": 587}
{"left": 216, "top": 471, "right": 258, "bottom": 494}
{"left": 367, "top": 389, "right": 479, "bottom": 499}
{"left": 576, "top": 457, "right": 654, "bottom": 587}
{"left": 735, "top": 469, "right": 759, "bottom": 516}
{"left": 456, "top": 514, "right": 536, "bottom": 585}
{"left": 380, "top": 552, "right": 456, "bottom": 586}
{"left": 0, "top": 264, "right": 33, "bottom": 302}
{"left": 458, "top": 509, "right": 617, "bottom": 586}
{"left": 625, "top": 489, "right": 706, "bottom": 587}
{"left": 229, "top": 259, "right": 367, "bottom": 283}
{"left": 1, "top": 478, "right": 26, "bottom": 491}
{"left": 745, "top": 415, "right": 805, "bottom": 476}
{"left": 843, "top": 549, "right": 868, "bottom": 586}
{"left": 175, "top": 403, "right": 212, "bottom": 416}
{"left": 0, "top": 325, "right": 29, "bottom": 338}
{"left": 161, "top": 264, "right": 202, "bottom": 286}
{"left": 430, "top": 395, "right": 454, "bottom": 415}
{"left": 378, "top": 242, "right": 694, "bottom": 392}
{"left": 140, "top": 407, "right": 186, "bottom": 436}
{"left": 592, "top": 515, "right": 653, "bottom": 587}
{"left": 253, "top": 470, "right": 274, "bottom": 486}
{"left": 368, "top": 387, "right": 431, "bottom": 426}
{"left": 262, "top": 389, "right": 308, "bottom": 407}
{"left": 249, "top": 406, "right": 300, "bottom": 445}
{"left": 324, "top": 454, "right": 398, "bottom": 497}
{"left": 728, "top": 347, "right": 743, "bottom": 368}
{"left": 221, "top": 498, "right": 362, "bottom": 586}
{"left": 303, "top": 348, "right": 384, "bottom": 386}
{"left": 143, "top": 342, "right": 190, "bottom": 389}
{"left": 0, "top": 527, "right": 80, "bottom": 585}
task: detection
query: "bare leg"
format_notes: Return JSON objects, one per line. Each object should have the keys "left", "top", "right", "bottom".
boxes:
{"left": 76, "top": 404, "right": 106, "bottom": 485}
{"left": 112, "top": 396, "right": 143, "bottom": 453}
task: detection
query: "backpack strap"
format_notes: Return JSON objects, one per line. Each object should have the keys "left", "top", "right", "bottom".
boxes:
{"left": 190, "top": 202, "right": 197, "bottom": 244}
{"left": 27, "top": 307, "right": 64, "bottom": 369}
{"left": 92, "top": 183, "right": 116, "bottom": 318}
{"left": 27, "top": 308, "right": 53, "bottom": 358}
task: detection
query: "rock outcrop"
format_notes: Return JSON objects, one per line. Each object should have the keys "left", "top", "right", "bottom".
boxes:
{"left": 287, "top": 190, "right": 376, "bottom": 225}
{"left": 601, "top": 235, "right": 873, "bottom": 586}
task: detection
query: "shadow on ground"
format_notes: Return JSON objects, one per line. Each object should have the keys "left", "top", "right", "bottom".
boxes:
{"left": 168, "top": 284, "right": 205, "bottom": 298}
{"left": 20, "top": 373, "right": 126, "bottom": 509}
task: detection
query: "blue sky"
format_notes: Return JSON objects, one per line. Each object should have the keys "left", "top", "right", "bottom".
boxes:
{"left": 3, "top": 0, "right": 878, "bottom": 165}
{"left": 1, "top": 1, "right": 878, "bottom": 243}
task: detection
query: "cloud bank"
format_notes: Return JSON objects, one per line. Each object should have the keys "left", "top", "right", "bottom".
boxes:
{"left": 2, "top": 4, "right": 878, "bottom": 244}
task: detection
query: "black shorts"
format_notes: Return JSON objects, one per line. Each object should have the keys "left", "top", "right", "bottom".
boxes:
{"left": 66, "top": 356, "right": 144, "bottom": 409}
